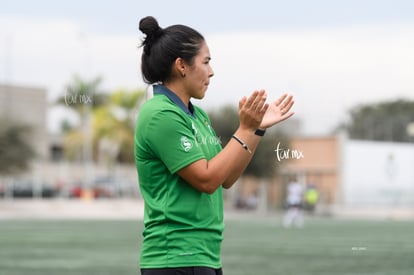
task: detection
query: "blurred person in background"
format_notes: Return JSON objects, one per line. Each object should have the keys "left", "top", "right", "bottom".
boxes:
{"left": 283, "top": 176, "right": 304, "bottom": 228}
{"left": 135, "top": 16, "right": 295, "bottom": 275}
{"left": 304, "top": 183, "right": 319, "bottom": 214}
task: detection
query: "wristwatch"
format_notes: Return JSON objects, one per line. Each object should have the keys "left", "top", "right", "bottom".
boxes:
{"left": 255, "top": 128, "right": 266, "bottom": 136}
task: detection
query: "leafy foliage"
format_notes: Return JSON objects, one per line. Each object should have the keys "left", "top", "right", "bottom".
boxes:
{"left": 56, "top": 76, "right": 145, "bottom": 164}
{"left": 93, "top": 89, "right": 145, "bottom": 163}
{"left": 56, "top": 74, "right": 108, "bottom": 113}
{"left": 208, "top": 105, "right": 239, "bottom": 145}
{"left": 0, "top": 121, "right": 36, "bottom": 175}
{"left": 343, "top": 99, "right": 414, "bottom": 142}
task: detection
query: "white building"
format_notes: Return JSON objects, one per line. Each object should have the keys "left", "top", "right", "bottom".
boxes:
{"left": 341, "top": 140, "right": 414, "bottom": 207}
{"left": 0, "top": 84, "right": 48, "bottom": 159}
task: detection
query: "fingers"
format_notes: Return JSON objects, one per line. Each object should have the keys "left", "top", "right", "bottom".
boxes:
{"left": 238, "top": 89, "right": 268, "bottom": 131}
{"left": 243, "top": 90, "right": 258, "bottom": 109}
{"left": 239, "top": 90, "right": 295, "bottom": 130}
{"left": 274, "top": 93, "right": 288, "bottom": 107}
{"left": 255, "top": 91, "right": 267, "bottom": 113}
{"left": 281, "top": 97, "right": 294, "bottom": 115}
{"left": 244, "top": 89, "right": 267, "bottom": 112}
{"left": 281, "top": 112, "right": 295, "bottom": 121}
{"left": 239, "top": 96, "right": 247, "bottom": 110}
{"left": 275, "top": 93, "right": 291, "bottom": 106}
{"left": 243, "top": 91, "right": 294, "bottom": 116}
{"left": 260, "top": 103, "right": 270, "bottom": 115}
{"left": 274, "top": 93, "right": 294, "bottom": 114}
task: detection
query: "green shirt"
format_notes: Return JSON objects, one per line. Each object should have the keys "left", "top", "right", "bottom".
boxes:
{"left": 134, "top": 85, "right": 224, "bottom": 269}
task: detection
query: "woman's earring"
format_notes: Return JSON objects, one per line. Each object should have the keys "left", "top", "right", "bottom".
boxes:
{"left": 181, "top": 71, "right": 186, "bottom": 77}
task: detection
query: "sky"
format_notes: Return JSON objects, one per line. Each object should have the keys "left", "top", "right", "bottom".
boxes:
{"left": 1, "top": 0, "right": 413, "bottom": 136}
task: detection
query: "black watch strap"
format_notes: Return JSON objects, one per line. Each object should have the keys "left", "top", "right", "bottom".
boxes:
{"left": 255, "top": 129, "right": 266, "bottom": 136}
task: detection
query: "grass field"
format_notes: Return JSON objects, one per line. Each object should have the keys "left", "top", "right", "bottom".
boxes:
{"left": 0, "top": 217, "right": 413, "bottom": 275}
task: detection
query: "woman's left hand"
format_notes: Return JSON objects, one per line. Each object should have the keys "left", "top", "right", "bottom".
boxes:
{"left": 259, "top": 93, "right": 295, "bottom": 129}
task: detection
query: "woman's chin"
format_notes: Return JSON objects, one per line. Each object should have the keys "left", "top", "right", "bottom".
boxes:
{"left": 194, "top": 90, "right": 207, "bottom": 100}
{"left": 194, "top": 95, "right": 205, "bottom": 100}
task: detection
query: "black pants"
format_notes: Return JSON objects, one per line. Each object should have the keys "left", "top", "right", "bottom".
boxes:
{"left": 141, "top": 267, "right": 223, "bottom": 275}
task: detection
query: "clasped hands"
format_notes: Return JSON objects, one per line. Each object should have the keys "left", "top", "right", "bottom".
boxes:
{"left": 238, "top": 89, "right": 295, "bottom": 131}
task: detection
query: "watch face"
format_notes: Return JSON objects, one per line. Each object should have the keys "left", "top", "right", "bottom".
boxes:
{"left": 255, "top": 129, "right": 266, "bottom": 136}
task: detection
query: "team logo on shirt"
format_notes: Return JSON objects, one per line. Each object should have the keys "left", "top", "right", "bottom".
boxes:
{"left": 191, "top": 122, "right": 201, "bottom": 143}
{"left": 181, "top": 136, "right": 193, "bottom": 152}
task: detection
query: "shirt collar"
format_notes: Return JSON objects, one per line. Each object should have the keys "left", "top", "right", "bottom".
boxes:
{"left": 153, "top": 84, "right": 195, "bottom": 117}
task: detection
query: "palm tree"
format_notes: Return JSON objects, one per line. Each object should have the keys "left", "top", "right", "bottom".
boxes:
{"left": 55, "top": 74, "right": 107, "bottom": 161}
{"left": 93, "top": 89, "right": 145, "bottom": 165}
{"left": 56, "top": 74, "right": 106, "bottom": 114}
{"left": 56, "top": 77, "right": 145, "bottom": 166}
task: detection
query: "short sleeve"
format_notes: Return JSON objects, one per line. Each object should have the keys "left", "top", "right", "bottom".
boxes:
{"left": 145, "top": 109, "right": 206, "bottom": 174}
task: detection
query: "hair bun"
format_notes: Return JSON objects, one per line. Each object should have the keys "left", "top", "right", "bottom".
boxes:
{"left": 139, "top": 16, "right": 163, "bottom": 55}
{"left": 139, "top": 16, "right": 162, "bottom": 39}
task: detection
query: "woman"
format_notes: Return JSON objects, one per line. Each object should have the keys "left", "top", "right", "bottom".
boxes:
{"left": 135, "top": 16, "right": 294, "bottom": 275}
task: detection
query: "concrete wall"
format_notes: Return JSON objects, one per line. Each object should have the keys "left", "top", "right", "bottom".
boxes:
{"left": 0, "top": 84, "right": 48, "bottom": 159}
{"left": 342, "top": 140, "right": 414, "bottom": 206}
{"left": 279, "top": 137, "right": 340, "bottom": 205}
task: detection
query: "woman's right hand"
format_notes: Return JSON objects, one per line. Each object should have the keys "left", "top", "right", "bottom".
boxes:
{"left": 259, "top": 93, "right": 295, "bottom": 129}
{"left": 238, "top": 90, "right": 269, "bottom": 132}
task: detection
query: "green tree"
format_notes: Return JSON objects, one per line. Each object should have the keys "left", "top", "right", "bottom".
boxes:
{"left": 56, "top": 75, "right": 107, "bottom": 161}
{"left": 93, "top": 89, "right": 145, "bottom": 164}
{"left": 0, "top": 121, "right": 36, "bottom": 175}
{"left": 56, "top": 76, "right": 146, "bottom": 164}
{"left": 208, "top": 105, "right": 239, "bottom": 146}
{"left": 341, "top": 99, "right": 414, "bottom": 142}
{"left": 56, "top": 74, "right": 107, "bottom": 113}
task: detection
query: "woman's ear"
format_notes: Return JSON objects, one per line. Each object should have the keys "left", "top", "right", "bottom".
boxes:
{"left": 174, "top": 57, "right": 186, "bottom": 77}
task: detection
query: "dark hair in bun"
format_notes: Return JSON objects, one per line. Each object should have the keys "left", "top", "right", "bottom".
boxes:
{"left": 138, "top": 16, "right": 205, "bottom": 84}
{"left": 139, "top": 16, "right": 163, "bottom": 55}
